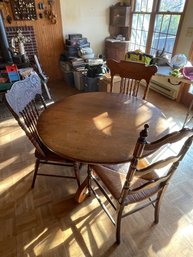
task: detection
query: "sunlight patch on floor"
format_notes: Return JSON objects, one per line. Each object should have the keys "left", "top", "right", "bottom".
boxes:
{"left": 0, "top": 163, "right": 33, "bottom": 194}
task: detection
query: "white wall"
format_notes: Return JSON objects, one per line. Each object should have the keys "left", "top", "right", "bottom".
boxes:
{"left": 60, "top": 0, "right": 192, "bottom": 58}
{"left": 60, "top": 0, "right": 117, "bottom": 56}
{"left": 176, "top": 0, "right": 193, "bottom": 57}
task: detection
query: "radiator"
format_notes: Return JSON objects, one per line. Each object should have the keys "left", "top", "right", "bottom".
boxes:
{"left": 149, "top": 76, "right": 180, "bottom": 100}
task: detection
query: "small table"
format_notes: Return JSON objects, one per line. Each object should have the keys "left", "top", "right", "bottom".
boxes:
{"left": 37, "top": 92, "right": 169, "bottom": 164}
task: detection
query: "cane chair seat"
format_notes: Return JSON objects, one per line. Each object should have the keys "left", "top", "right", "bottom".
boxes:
{"left": 91, "top": 164, "right": 160, "bottom": 201}
{"left": 103, "top": 158, "right": 160, "bottom": 180}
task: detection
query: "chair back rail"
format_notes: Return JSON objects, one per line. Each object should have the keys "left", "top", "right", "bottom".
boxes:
{"left": 89, "top": 123, "right": 193, "bottom": 243}
{"left": 107, "top": 59, "right": 157, "bottom": 99}
{"left": 5, "top": 71, "right": 47, "bottom": 156}
{"left": 123, "top": 126, "right": 193, "bottom": 195}
{"left": 5, "top": 71, "right": 43, "bottom": 115}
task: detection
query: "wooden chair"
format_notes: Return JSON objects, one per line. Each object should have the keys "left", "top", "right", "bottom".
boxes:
{"left": 107, "top": 59, "right": 157, "bottom": 99}
{"left": 88, "top": 124, "right": 193, "bottom": 244}
{"left": 5, "top": 71, "right": 80, "bottom": 188}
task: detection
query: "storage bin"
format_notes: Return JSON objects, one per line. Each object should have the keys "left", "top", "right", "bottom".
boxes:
{"left": 63, "top": 71, "right": 74, "bottom": 87}
{"left": 84, "top": 77, "right": 100, "bottom": 92}
{"left": 73, "top": 70, "right": 85, "bottom": 90}
{"left": 60, "top": 61, "right": 72, "bottom": 72}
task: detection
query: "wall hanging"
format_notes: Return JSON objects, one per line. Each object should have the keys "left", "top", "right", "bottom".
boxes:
{"left": 10, "top": 0, "right": 37, "bottom": 20}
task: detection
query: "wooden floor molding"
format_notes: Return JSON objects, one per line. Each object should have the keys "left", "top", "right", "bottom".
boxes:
{"left": 0, "top": 82, "right": 193, "bottom": 257}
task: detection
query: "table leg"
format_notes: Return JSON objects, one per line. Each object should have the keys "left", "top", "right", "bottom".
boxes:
{"left": 74, "top": 176, "right": 89, "bottom": 203}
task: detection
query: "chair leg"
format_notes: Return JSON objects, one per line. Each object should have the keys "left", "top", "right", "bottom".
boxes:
{"left": 74, "top": 176, "right": 89, "bottom": 203}
{"left": 74, "top": 165, "right": 90, "bottom": 204}
{"left": 87, "top": 165, "right": 92, "bottom": 196}
{"left": 154, "top": 187, "right": 167, "bottom": 224}
{"left": 116, "top": 206, "right": 124, "bottom": 244}
{"left": 74, "top": 162, "right": 80, "bottom": 187}
{"left": 31, "top": 159, "right": 40, "bottom": 189}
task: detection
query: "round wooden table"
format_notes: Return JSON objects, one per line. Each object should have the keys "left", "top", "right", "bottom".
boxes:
{"left": 37, "top": 92, "right": 169, "bottom": 164}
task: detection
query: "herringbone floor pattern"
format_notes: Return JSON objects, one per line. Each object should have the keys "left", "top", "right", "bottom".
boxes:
{"left": 0, "top": 81, "right": 193, "bottom": 257}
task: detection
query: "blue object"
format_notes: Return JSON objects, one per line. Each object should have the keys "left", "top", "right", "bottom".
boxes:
{"left": 7, "top": 72, "right": 20, "bottom": 82}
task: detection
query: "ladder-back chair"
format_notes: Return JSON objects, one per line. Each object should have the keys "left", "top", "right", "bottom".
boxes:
{"left": 107, "top": 59, "right": 157, "bottom": 99}
{"left": 5, "top": 71, "right": 80, "bottom": 188}
{"left": 88, "top": 124, "right": 193, "bottom": 244}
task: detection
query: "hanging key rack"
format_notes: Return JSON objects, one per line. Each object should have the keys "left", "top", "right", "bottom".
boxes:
{"left": 10, "top": 0, "right": 37, "bottom": 20}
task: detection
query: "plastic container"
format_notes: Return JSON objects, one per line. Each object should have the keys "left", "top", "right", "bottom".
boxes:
{"left": 63, "top": 71, "right": 74, "bottom": 87}
{"left": 84, "top": 76, "right": 100, "bottom": 92}
{"left": 60, "top": 61, "right": 72, "bottom": 72}
{"left": 73, "top": 70, "right": 85, "bottom": 90}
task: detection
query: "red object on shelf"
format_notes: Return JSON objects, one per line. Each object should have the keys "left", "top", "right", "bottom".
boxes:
{"left": 5, "top": 64, "right": 20, "bottom": 82}
{"left": 6, "top": 64, "right": 18, "bottom": 73}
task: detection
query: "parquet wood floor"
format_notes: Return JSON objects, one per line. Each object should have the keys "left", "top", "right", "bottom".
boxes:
{"left": 0, "top": 81, "right": 193, "bottom": 257}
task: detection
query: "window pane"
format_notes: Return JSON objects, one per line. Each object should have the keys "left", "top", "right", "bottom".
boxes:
{"left": 141, "top": 0, "right": 148, "bottom": 12}
{"left": 133, "top": 0, "right": 187, "bottom": 56}
{"left": 143, "top": 14, "right": 150, "bottom": 31}
{"left": 137, "top": 31, "right": 142, "bottom": 44}
{"left": 147, "top": 0, "right": 154, "bottom": 12}
{"left": 131, "top": 30, "right": 137, "bottom": 43}
{"left": 130, "top": 13, "right": 151, "bottom": 52}
{"left": 160, "top": 15, "right": 170, "bottom": 33}
{"left": 135, "top": 0, "right": 142, "bottom": 12}
{"left": 135, "top": 14, "right": 150, "bottom": 31}
{"left": 158, "top": 33, "right": 166, "bottom": 50}
{"left": 141, "top": 31, "right": 148, "bottom": 45}
{"left": 159, "top": 0, "right": 186, "bottom": 12}
{"left": 137, "top": 15, "right": 143, "bottom": 29}
{"left": 140, "top": 46, "right": 146, "bottom": 52}
{"left": 165, "top": 36, "right": 175, "bottom": 53}
{"left": 132, "top": 14, "right": 138, "bottom": 29}
{"left": 152, "top": 32, "right": 159, "bottom": 49}
{"left": 154, "top": 15, "right": 163, "bottom": 32}
{"left": 150, "top": 49, "right": 157, "bottom": 56}
{"left": 135, "top": 0, "right": 153, "bottom": 12}
{"left": 168, "top": 15, "right": 180, "bottom": 34}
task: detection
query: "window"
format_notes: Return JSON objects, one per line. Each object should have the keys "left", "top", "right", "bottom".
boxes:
{"left": 130, "top": 0, "right": 187, "bottom": 59}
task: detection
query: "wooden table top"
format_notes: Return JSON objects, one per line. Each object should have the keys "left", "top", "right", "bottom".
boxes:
{"left": 37, "top": 92, "right": 169, "bottom": 164}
